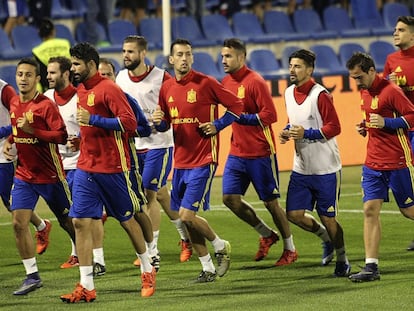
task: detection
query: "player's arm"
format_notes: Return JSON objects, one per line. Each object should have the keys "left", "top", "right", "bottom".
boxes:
{"left": 124, "top": 93, "right": 151, "bottom": 137}
{"left": 315, "top": 92, "right": 341, "bottom": 139}
{"left": 0, "top": 125, "right": 12, "bottom": 138}
{"left": 153, "top": 86, "right": 170, "bottom": 132}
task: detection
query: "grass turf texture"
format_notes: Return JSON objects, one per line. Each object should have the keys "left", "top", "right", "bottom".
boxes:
{"left": 0, "top": 165, "right": 413, "bottom": 310}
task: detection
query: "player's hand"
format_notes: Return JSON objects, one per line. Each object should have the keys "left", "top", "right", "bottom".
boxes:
{"left": 356, "top": 120, "right": 367, "bottom": 137}
{"left": 279, "top": 130, "right": 290, "bottom": 144}
{"left": 369, "top": 113, "right": 384, "bottom": 128}
{"left": 388, "top": 72, "right": 397, "bottom": 84}
{"left": 3, "top": 140, "right": 15, "bottom": 161}
{"left": 152, "top": 106, "right": 164, "bottom": 125}
{"left": 16, "top": 116, "right": 34, "bottom": 134}
{"left": 67, "top": 135, "right": 80, "bottom": 152}
{"left": 199, "top": 122, "right": 217, "bottom": 136}
{"left": 77, "top": 107, "right": 90, "bottom": 126}
{"left": 288, "top": 125, "right": 305, "bottom": 140}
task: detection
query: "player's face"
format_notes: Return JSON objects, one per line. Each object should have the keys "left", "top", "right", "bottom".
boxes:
{"left": 289, "top": 58, "right": 312, "bottom": 86}
{"left": 47, "top": 62, "right": 65, "bottom": 91}
{"left": 98, "top": 63, "right": 115, "bottom": 82}
{"left": 393, "top": 21, "right": 414, "bottom": 49}
{"left": 16, "top": 63, "right": 40, "bottom": 95}
{"left": 169, "top": 44, "right": 193, "bottom": 76}
{"left": 221, "top": 47, "right": 244, "bottom": 74}
{"left": 348, "top": 65, "right": 375, "bottom": 90}
{"left": 122, "top": 42, "right": 142, "bottom": 70}
{"left": 71, "top": 57, "right": 90, "bottom": 83}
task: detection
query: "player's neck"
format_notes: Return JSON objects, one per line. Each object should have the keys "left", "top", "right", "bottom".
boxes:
{"left": 20, "top": 90, "right": 39, "bottom": 103}
{"left": 130, "top": 63, "right": 149, "bottom": 77}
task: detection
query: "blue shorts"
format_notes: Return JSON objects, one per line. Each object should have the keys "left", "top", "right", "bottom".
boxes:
{"left": 10, "top": 178, "right": 72, "bottom": 218}
{"left": 137, "top": 147, "right": 173, "bottom": 191}
{"left": 362, "top": 165, "right": 414, "bottom": 208}
{"left": 69, "top": 169, "right": 141, "bottom": 222}
{"left": 129, "top": 168, "right": 148, "bottom": 206}
{"left": 286, "top": 171, "right": 341, "bottom": 217}
{"left": 0, "top": 162, "right": 14, "bottom": 207}
{"left": 171, "top": 164, "right": 216, "bottom": 212}
{"left": 222, "top": 155, "right": 280, "bottom": 201}
{"left": 65, "top": 169, "right": 75, "bottom": 192}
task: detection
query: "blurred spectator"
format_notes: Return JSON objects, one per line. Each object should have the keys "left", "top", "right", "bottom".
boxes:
{"left": 219, "top": 0, "right": 241, "bottom": 18}
{"left": 85, "top": 0, "right": 116, "bottom": 46}
{"left": 119, "top": 0, "right": 147, "bottom": 26}
{"left": 252, "top": 0, "right": 272, "bottom": 21}
{"left": 32, "top": 18, "right": 71, "bottom": 91}
{"left": 186, "top": 0, "right": 206, "bottom": 22}
{"left": 3, "top": 0, "right": 26, "bottom": 36}
{"left": 27, "top": 0, "right": 51, "bottom": 27}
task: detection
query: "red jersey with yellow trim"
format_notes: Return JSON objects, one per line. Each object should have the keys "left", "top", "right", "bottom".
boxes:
{"left": 9, "top": 92, "right": 67, "bottom": 183}
{"left": 76, "top": 72, "right": 137, "bottom": 173}
{"left": 158, "top": 69, "right": 243, "bottom": 169}
{"left": 222, "top": 65, "right": 277, "bottom": 158}
{"left": 361, "top": 75, "right": 414, "bottom": 169}
{"left": 383, "top": 45, "right": 414, "bottom": 104}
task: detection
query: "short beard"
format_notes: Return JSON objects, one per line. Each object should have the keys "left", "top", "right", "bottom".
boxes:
{"left": 125, "top": 59, "right": 141, "bottom": 71}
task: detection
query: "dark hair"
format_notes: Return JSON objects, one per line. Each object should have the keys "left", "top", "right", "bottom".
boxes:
{"left": 48, "top": 56, "right": 71, "bottom": 73}
{"left": 99, "top": 57, "right": 116, "bottom": 73}
{"left": 223, "top": 38, "right": 246, "bottom": 57}
{"left": 397, "top": 15, "right": 414, "bottom": 28}
{"left": 69, "top": 42, "right": 99, "bottom": 69}
{"left": 170, "top": 38, "right": 192, "bottom": 55}
{"left": 346, "top": 52, "right": 375, "bottom": 73}
{"left": 17, "top": 58, "right": 40, "bottom": 76}
{"left": 38, "top": 18, "right": 55, "bottom": 39}
{"left": 289, "top": 49, "right": 315, "bottom": 68}
{"left": 123, "top": 35, "right": 148, "bottom": 50}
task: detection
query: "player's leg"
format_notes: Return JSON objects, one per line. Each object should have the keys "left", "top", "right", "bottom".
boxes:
{"left": 10, "top": 179, "right": 42, "bottom": 295}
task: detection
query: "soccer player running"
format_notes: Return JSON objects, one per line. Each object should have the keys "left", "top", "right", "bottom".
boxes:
{"left": 4, "top": 58, "right": 75, "bottom": 295}
{"left": 220, "top": 38, "right": 298, "bottom": 266}
{"left": 0, "top": 78, "right": 52, "bottom": 258}
{"left": 44, "top": 56, "right": 107, "bottom": 274}
{"left": 383, "top": 16, "right": 414, "bottom": 251}
{"left": 98, "top": 58, "right": 156, "bottom": 272}
{"left": 346, "top": 52, "right": 414, "bottom": 282}
{"left": 152, "top": 38, "right": 243, "bottom": 282}
{"left": 279, "top": 49, "right": 350, "bottom": 276}
{"left": 116, "top": 35, "right": 192, "bottom": 266}
{"left": 61, "top": 43, "right": 155, "bottom": 302}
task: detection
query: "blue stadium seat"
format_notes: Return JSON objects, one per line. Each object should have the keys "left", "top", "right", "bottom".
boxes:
{"left": 232, "top": 12, "right": 281, "bottom": 43}
{"left": 281, "top": 45, "right": 302, "bottom": 69}
{"left": 10, "top": 25, "right": 42, "bottom": 57}
{"left": 0, "top": 28, "right": 26, "bottom": 60}
{"left": 75, "top": 21, "right": 117, "bottom": 52}
{"left": 154, "top": 53, "right": 174, "bottom": 76}
{"left": 108, "top": 20, "right": 137, "bottom": 47}
{"left": 351, "top": 0, "right": 390, "bottom": 36}
{"left": 248, "top": 49, "right": 289, "bottom": 80}
{"left": 201, "top": 14, "right": 235, "bottom": 43}
{"left": 263, "top": 10, "right": 309, "bottom": 42}
{"left": 368, "top": 40, "right": 396, "bottom": 72}
{"left": 192, "top": 52, "right": 224, "bottom": 81}
{"left": 171, "top": 15, "right": 216, "bottom": 47}
{"left": 323, "top": 6, "right": 371, "bottom": 38}
{"left": 338, "top": 43, "right": 366, "bottom": 68}
{"left": 293, "top": 8, "right": 338, "bottom": 39}
{"left": 139, "top": 17, "right": 163, "bottom": 49}
{"left": 0, "top": 65, "right": 18, "bottom": 91}
{"left": 382, "top": 2, "right": 410, "bottom": 29}
{"left": 55, "top": 23, "right": 76, "bottom": 45}
{"left": 310, "top": 44, "right": 348, "bottom": 76}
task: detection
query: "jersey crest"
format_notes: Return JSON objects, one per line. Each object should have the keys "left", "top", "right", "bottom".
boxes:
{"left": 187, "top": 89, "right": 196, "bottom": 103}
{"left": 237, "top": 85, "right": 245, "bottom": 99}
{"left": 25, "top": 110, "right": 34, "bottom": 123}
{"left": 87, "top": 92, "right": 95, "bottom": 106}
{"left": 370, "top": 96, "right": 378, "bottom": 110}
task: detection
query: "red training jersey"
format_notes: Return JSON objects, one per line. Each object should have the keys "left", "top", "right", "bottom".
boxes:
{"left": 383, "top": 45, "right": 414, "bottom": 104}
{"left": 361, "top": 75, "right": 414, "bottom": 170}
{"left": 222, "top": 65, "right": 277, "bottom": 158}
{"left": 76, "top": 72, "right": 137, "bottom": 173}
{"left": 159, "top": 69, "right": 243, "bottom": 168}
{"left": 9, "top": 93, "right": 67, "bottom": 183}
